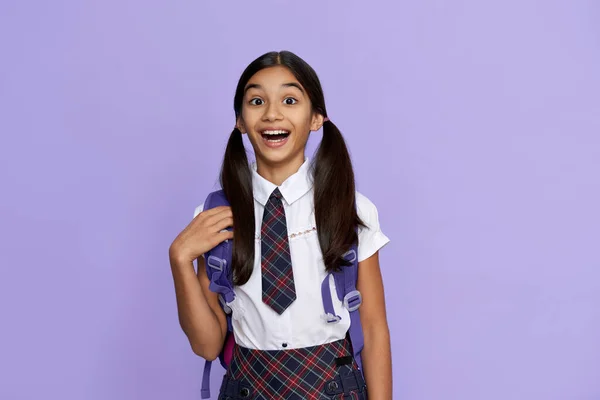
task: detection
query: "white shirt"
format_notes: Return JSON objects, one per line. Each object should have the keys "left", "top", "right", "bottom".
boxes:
{"left": 194, "top": 157, "right": 390, "bottom": 350}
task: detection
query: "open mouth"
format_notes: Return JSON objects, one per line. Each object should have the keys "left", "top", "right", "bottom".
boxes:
{"left": 261, "top": 130, "right": 290, "bottom": 142}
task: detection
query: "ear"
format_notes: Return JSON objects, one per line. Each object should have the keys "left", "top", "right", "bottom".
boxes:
{"left": 236, "top": 117, "right": 246, "bottom": 134}
{"left": 310, "top": 113, "right": 325, "bottom": 131}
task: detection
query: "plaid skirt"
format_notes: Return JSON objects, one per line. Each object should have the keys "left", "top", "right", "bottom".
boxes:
{"left": 218, "top": 336, "right": 367, "bottom": 400}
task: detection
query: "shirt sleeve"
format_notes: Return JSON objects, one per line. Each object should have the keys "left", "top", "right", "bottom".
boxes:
{"left": 356, "top": 192, "right": 390, "bottom": 262}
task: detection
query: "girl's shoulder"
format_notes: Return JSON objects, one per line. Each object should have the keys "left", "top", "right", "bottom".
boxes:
{"left": 355, "top": 191, "right": 381, "bottom": 226}
{"left": 355, "top": 191, "right": 390, "bottom": 261}
{"left": 355, "top": 191, "right": 376, "bottom": 209}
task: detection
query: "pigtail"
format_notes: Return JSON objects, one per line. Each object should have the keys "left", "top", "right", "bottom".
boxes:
{"left": 313, "top": 120, "right": 365, "bottom": 272}
{"left": 220, "top": 128, "right": 255, "bottom": 285}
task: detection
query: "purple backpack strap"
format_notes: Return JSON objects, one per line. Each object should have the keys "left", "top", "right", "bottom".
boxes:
{"left": 320, "top": 221, "right": 365, "bottom": 373}
{"left": 200, "top": 190, "right": 235, "bottom": 399}
{"left": 320, "top": 245, "right": 363, "bottom": 370}
{"left": 340, "top": 245, "right": 364, "bottom": 370}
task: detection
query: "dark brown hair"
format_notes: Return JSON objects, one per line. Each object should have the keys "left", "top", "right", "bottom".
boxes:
{"left": 220, "top": 50, "right": 364, "bottom": 285}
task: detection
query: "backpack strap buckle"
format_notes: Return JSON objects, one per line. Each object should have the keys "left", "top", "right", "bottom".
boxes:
{"left": 343, "top": 249, "right": 357, "bottom": 263}
{"left": 207, "top": 255, "right": 226, "bottom": 271}
{"left": 343, "top": 290, "right": 362, "bottom": 312}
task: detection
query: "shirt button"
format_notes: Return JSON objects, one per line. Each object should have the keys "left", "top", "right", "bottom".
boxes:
{"left": 282, "top": 342, "right": 288, "bottom": 348}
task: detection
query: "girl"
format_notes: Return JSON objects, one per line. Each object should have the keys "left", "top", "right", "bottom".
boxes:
{"left": 170, "top": 51, "right": 392, "bottom": 399}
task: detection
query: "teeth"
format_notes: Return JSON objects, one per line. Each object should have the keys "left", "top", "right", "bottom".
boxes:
{"left": 262, "top": 130, "right": 289, "bottom": 135}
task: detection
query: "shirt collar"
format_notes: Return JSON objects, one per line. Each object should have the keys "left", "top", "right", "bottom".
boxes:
{"left": 251, "top": 157, "right": 313, "bottom": 206}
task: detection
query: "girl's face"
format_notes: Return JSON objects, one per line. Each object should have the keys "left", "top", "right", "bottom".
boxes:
{"left": 237, "top": 66, "right": 324, "bottom": 169}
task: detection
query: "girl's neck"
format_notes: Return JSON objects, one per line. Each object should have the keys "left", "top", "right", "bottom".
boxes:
{"left": 255, "top": 154, "right": 306, "bottom": 186}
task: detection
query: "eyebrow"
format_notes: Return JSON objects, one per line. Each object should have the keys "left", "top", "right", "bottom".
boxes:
{"left": 244, "top": 82, "right": 305, "bottom": 94}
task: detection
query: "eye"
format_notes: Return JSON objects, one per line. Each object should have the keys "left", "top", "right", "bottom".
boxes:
{"left": 249, "top": 98, "right": 264, "bottom": 106}
{"left": 283, "top": 97, "right": 298, "bottom": 105}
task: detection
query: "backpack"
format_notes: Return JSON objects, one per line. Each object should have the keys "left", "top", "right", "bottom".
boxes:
{"left": 200, "top": 189, "right": 364, "bottom": 399}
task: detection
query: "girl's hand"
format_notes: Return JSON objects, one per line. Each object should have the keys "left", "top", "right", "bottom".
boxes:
{"left": 169, "top": 206, "right": 234, "bottom": 264}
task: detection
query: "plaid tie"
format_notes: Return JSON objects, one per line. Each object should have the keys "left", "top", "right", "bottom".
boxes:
{"left": 261, "top": 188, "right": 296, "bottom": 314}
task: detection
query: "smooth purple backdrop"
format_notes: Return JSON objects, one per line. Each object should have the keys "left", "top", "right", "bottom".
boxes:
{"left": 1, "top": 1, "right": 599, "bottom": 399}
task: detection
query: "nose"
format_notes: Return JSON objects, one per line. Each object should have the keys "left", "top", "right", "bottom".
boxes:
{"left": 262, "top": 101, "right": 283, "bottom": 121}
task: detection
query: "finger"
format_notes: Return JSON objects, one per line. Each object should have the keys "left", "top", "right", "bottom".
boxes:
{"left": 201, "top": 206, "right": 233, "bottom": 226}
{"left": 211, "top": 215, "right": 234, "bottom": 232}
{"left": 200, "top": 205, "right": 232, "bottom": 218}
